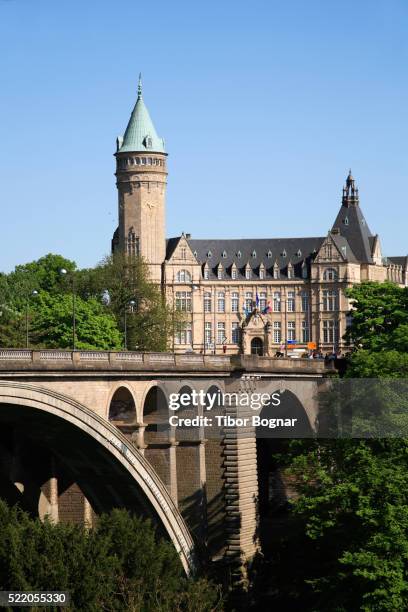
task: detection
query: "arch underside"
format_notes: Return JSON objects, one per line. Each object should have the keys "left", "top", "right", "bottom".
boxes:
{"left": 0, "top": 382, "right": 195, "bottom": 575}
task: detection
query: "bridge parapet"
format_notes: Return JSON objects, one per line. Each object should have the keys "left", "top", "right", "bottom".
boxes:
{"left": 0, "top": 349, "right": 331, "bottom": 375}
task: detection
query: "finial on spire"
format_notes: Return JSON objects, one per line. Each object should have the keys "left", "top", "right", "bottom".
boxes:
{"left": 137, "top": 73, "right": 142, "bottom": 99}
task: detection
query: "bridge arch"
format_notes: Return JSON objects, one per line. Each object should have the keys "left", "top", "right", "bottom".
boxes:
{"left": 0, "top": 381, "right": 196, "bottom": 575}
{"left": 107, "top": 383, "right": 138, "bottom": 423}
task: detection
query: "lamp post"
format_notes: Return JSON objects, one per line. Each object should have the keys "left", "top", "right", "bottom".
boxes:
{"left": 124, "top": 299, "right": 136, "bottom": 350}
{"left": 25, "top": 289, "right": 39, "bottom": 348}
{"left": 60, "top": 268, "right": 76, "bottom": 350}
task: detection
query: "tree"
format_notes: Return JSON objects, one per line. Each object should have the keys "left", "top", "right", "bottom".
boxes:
{"left": 80, "top": 253, "right": 182, "bottom": 352}
{"left": 257, "top": 281, "right": 408, "bottom": 611}
{"left": 30, "top": 292, "right": 122, "bottom": 350}
{"left": 0, "top": 502, "right": 222, "bottom": 611}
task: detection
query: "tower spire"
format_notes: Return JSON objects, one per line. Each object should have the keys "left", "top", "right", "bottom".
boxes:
{"left": 138, "top": 73, "right": 142, "bottom": 99}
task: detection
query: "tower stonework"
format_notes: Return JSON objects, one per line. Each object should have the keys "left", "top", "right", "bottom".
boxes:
{"left": 112, "top": 76, "right": 167, "bottom": 282}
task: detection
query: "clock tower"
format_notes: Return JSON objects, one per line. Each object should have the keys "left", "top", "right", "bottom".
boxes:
{"left": 112, "top": 75, "right": 167, "bottom": 282}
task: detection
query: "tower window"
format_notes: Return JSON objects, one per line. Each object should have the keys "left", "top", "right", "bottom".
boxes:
{"left": 145, "top": 136, "right": 153, "bottom": 149}
{"left": 344, "top": 217, "right": 349, "bottom": 226}
{"left": 126, "top": 228, "right": 139, "bottom": 257}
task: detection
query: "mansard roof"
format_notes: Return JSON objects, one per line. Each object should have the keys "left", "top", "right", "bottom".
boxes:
{"left": 117, "top": 75, "right": 166, "bottom": 154}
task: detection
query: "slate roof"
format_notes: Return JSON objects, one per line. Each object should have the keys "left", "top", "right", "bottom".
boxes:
{"left": 332, "top": 198, "right": 373, "bottom": 263}
{"left": 166, "top": 237, "right": 326, "bottom": 280}
{"left": 387, "top": 256, "right": 408, "bottom": 268}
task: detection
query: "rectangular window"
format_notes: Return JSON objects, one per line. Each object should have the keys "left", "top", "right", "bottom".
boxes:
{"left": 322, "top": 290, "right": 339, "bottom": 312}
{"left": 259, "top": 292, "right": 267, "bottom": 311}
{"left": 273, "top": 292, "right": 281, "bottom": 312}
{"left": 232, "top": 322, "right": 240, "bottom": 344}
{"left": 287, "top": 291, "right": 295, "bottom": 312}
{"left": 273, "top": 321, "right": 281, "bottom": 343}
{"left": 217, "top": 292, "right": 225, "bottom": 313}
{"left": 205, "top": 322, "right": 212, "bottom": 347}
{"left": 231, "top": 268, "right": 237, "bottom": 280}
{"left": 175, "top": 322, "right": 192, "bottom": 345}
{"left": 217, "top": 322, "right": 226, "bottom": 344}
{"left": 245, "top": 292, "right": 253, "bottom": 312}
{"left": 175, "top": 291, "right": 191, "bottom": 312}
{"left": 204, "top": 292, "right": 212, "bottom": 313}
{"left": 259, "top": 269, "right": 265, "bottom": 280}
{"left": 301, "top": 291, "right": 309, "bottom": 312}
{"left": 302, "top": 320, "right": 309, "bottom": 343}
{"left": 323, "top": 320, "right": 339, "bottom": 344}
{"left": 287, "top": 321, "right": 296, "bottom": 341}
{"left": 203, "top": 268, "right": 209, "bottom": 280}
{"left": 231, "top": 292, "right": 239, "bottom": 313}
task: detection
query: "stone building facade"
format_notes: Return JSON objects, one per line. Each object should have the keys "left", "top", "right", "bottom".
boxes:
{"left": 112, "top": 78, "right": 407, "bottom": 356}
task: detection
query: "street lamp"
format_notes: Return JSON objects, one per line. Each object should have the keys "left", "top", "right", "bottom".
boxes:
{"left": 60, "top": 268, "right": 76, "bottom": 350}
{"left": 124, "top": 299, "right": 136, "bottom": 350}
{"left": 25, "top": 289, "right": 39, "bottom": 348}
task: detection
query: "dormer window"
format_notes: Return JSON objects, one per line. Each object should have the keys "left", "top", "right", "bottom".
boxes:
{"left": 222, "top": 250, "right": 227, "bottom": 258}
{"left": 287, "top": 264, "right": 293, "bottom": 279}
{"left": 259, "top": 267, "right": 265, "bottom": 280}
{"left": 267, "top": 250, "right": 273, "bottom": 258}
{"left": 203, "top": 266, "right": 209, "bottom": 280}
{"left": 245, "top": 266, "right": 252, "bottom": 280}
{"left": 144, "top": 136, "right": 153, "bottom": 149}
{"left": 231, "top": 266, "right": 237, "bottom": 280}
{"left": 282, "top": 249, "right": 287, "bottom": 257}
{"left": 302, "top": 262, "right": 308, "bottom": 279}
{"left": 237, "top": 251, "right": 242, "bottom": 259}
{"left": 207, "top": 251, "right": 212, "bottom": 258}
{"left": 296, "top": 249, "right": 302, "bottom": 257}
{"left": 217, "top": 265, "right": 223, "bottom": 280}
{"left": 252, "top": 250, "right": 257, "bottom": 258}
{"left": 193, "top": 250, "right": 197, "bottom": 258}
{"left": 273, "top": 264, "right": 280, "bottom": 279}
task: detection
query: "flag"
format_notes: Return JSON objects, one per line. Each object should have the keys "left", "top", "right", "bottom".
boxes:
{"left": 255, "top": 292, "right": 259, "bottom": 308}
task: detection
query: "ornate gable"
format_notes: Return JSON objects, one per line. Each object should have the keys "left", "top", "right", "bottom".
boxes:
{"left": 314, "top": 233, "right": 345, "bottom": 263}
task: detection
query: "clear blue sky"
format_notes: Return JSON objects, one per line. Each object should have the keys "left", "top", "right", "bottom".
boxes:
{"left": 0, "top": 0, "right": 407, "bottom": 272}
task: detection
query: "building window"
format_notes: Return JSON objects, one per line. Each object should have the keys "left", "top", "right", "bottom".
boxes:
{"left": 302, "top": 321, "right": 309, "bottom": 343}
{"left": 323, "top": 268, "right": 338, "bottom": 281}
{"left": 287, "top": 291, "right": 295, "bottom": 312}
{"left": 176, "top": 269, "right": 191, "bottom": 283}
{"left": 245, "top": 267, "right": 252, "bottom": 280}
{"left": 322, "top": 290, "right": 339, "bottom": 312}
{"left": 245, "top": 292, "right": 253, "bottom": 312}
{"left": 273, "top": 266, "right": 280, "bottom": 279}
{"left": 217, "top": 322, "right": 226, "bottom": 344}
{"left": 126, "top": 229, "right": 139, "bottom": 257}
{"left": 180, "top": 247, "right": 187, "bottom": 260}
{"left": 273, "top": 321, "right": 281, "bottom": 343}
{"left": 323, "top": 320, "right": 339, "bottom": 344}
{"left": 175, "top": 291, "right": 191, "bottom": 312}
{"left": 217, "top": 292, "right": 225, "bottom": 313}
{"left": 232, "top": 322, "right": 240, "bottom": 344}
{"left": 325, "top": 244, "right": 333, "bottom": 259}
{"left": 231, "top": 292, "right": 239, "bottom": 313}
{"left": 287, "top": 321, "right": 296, "bottom": 341}
{"left": 217, "top": 267, "right": 223, "bottom": 280}
{"left": 175, "top": 322, "right": 192, "bottom": 345}
{"left": 231, "top": 267, "right": 237, "bottom": 280}
{"left": 273, "top": 291, "right": 281, "bottom": 312}
{"left": 259, "top": 268, "right": 265, "bottom": 280}
{"left": 301, "top": 291, "right": 309, "bottom": 312}
{"left": 204, "top": 292, "right": 212, "bottom": 313}
{"left": 203, "top": 267, "right": 209, "bottom": 280}
{"left": 259, "top": 292, "right": 267, "bottom": 311}
{"left": 205, "top": 322, "right": 212, "bottom": 347}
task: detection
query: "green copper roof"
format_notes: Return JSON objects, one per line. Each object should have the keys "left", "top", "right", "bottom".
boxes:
{"left": 117, "top": 75, "right": 165, "bottom": 154}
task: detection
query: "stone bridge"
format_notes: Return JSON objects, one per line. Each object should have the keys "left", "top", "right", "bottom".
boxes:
{"left": 0, "top": 349, "right": 332, "bottom": 576}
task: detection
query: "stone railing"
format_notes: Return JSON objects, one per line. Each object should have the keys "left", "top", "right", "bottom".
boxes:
{"left": 0, "top": 349, "right": 331, "bottom": 374}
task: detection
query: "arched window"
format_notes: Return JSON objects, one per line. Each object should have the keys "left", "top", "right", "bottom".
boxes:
{"left": 323, "top": 268, "right": 338, "bottom": 281}
{"left": 176, "top": 270, "right": 191, "bottom": 283}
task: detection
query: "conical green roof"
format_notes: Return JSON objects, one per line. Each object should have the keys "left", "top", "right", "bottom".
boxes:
{"left": 117, "top": 76, "right": 165, "bottom": 154}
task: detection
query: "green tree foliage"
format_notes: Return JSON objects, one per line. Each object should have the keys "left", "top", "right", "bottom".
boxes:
{"left": 0, "top": 502, "right": 222, "bottom": 611}
{"left": 30, "top": 293, "right": 122, "bottom": 350}
{"left": 0, "top": 253, "right": 178, "bottom": 351}
{"left": 79, "top": 253, "right": 181, "bottom": 352}
{"left": 345, "top": 281, "right": 408, "bottom": 377}
{"left": 259, "top": 282, "right": 408, "bottom": 611}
